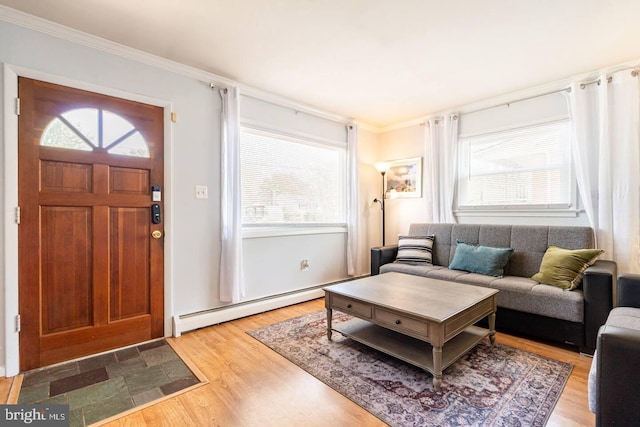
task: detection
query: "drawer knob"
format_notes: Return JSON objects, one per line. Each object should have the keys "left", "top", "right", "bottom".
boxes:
{"left": 347, "top": 304, "right": 352, "bottom": 309}
{"left": 395, "top": 319, "right": 402, "bottom": 325}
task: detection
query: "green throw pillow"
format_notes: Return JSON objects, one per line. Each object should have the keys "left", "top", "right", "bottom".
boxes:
{"left": 532, "top": 245, "right": 604, "bottom": 290}
{"left": 448, "top": 241, "right": 514, "bottom": 277}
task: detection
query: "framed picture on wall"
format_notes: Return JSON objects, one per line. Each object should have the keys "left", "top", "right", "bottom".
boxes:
{"left": 386, "top": 157, "right": 422, "bottom": 198}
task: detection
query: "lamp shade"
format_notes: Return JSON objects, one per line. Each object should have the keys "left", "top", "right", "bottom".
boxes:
{"left": 374, "top": 162, "right": 391, "bottom": 173}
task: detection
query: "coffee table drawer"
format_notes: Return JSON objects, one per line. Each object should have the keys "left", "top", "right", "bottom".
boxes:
{"left": 332, "top": 295, "right": 372, "bottom": 319}
{"left": 374, "top": 308, "right": 429, "bottom": 337}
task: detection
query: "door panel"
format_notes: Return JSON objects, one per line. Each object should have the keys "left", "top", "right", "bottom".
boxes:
{"left": 110, "top": 168, "right": 149, "bottom": 195}
{"left": 41, "top": 161, "right": 93, "bottom": 192}
{"left": 41, "top": 207, "right": 93, "bottom": 333}
{"left": 18, "top": 77, "right": 165, "bottom": 370}
{"left": 110, "top": 207, "right": 151, "bottom": 321}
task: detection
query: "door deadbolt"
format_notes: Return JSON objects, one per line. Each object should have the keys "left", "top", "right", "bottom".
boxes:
{"left": 151, "top": 230, "right": 162, "bottom": 239}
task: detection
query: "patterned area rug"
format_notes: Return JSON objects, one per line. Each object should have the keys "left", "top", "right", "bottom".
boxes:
{"left": 248, "top": 311, "right": 573, "bottom": 427}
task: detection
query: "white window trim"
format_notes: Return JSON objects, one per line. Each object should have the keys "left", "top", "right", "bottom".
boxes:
{"left": 239, "top": 126, "right": 348, "bottom": 233}
{"left": 242, "top": 225, "right": 347, "bottom": 239}
{"left": 455, "top": 116, "right": 577, "bottom": 218}
{"left": 240, "top": 119, "right": 346, "bottom": 148}
{"left": 455, "top": 207, "right": 581, "bottom": 218}
{"left": 458, "top": 114, "right": 570, "bottom": 139}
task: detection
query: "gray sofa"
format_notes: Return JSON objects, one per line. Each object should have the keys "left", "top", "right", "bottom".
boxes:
{"left": 371, "top": 223, "right": 616, "bottom": 354}
{"left": 589, "top": 274, "right": 640, "bottom": 425}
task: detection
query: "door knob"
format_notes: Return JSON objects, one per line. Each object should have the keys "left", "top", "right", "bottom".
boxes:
{"left": 151, "top": 230, "right": 162, "bottom": 239}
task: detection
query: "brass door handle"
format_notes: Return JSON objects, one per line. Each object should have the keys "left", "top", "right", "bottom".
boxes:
{"left": 151, "top": 230, "right": 162, "bottom": 239}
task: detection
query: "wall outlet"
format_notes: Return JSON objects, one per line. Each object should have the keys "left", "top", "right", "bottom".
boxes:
{"left": 300, "top": 259, "right": 310, "bottom": 271}
{"left": 195, "top": 185, "right": 208, "bottom": 199}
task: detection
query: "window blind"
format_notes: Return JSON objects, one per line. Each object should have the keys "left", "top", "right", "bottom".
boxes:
{"left": 240, "top": 128, "right": 346, "bottom": 225}
{"left": 458, "top": 119, "right": 572, "bottom": 208}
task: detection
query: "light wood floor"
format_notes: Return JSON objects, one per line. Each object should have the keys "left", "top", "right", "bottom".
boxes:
{"left": 1, "top": 298, "right": 595, "bottom": 426}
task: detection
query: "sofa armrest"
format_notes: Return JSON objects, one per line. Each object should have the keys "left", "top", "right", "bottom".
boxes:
{"left": 595, "top": 324, "right": 640, "bottom": 425}
{"left": 617, "top": 274, "right": 640, "bottom": 308}
{"left": 582, "top": 260, "right": 616, "bottom": 354}
{"left": 370, "top": 245, "right": 398, "bottom": 276}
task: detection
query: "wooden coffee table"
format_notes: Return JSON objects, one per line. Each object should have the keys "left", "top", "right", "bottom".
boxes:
{"left": 324, "top": 272, "right": 498, "bottom": 389}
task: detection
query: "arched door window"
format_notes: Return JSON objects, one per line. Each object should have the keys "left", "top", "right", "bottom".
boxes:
{"left": 41, "top": 108, "right": 150, "bottom": 158}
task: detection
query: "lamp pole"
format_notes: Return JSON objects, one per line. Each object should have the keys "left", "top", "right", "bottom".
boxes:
{"left": 373, "top": 162, "right": 390, "bottom": 246}
{"left": 380, "top": 171, "right": 386, "bottom": 245}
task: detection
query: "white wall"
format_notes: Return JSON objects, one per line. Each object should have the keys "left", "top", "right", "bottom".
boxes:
{"left": 0, "top": 17, "right": 381, "bottom": 375}
{"left": 1, "top": 7, "right": 607, "bottom": 376}
{"left": 238, "top": 95, "right": 353, "bottom": 299}
{"left": 0, "top": 62, "right": 6, "bottom": 376}
{"left": 379, "top": 125, "right": 430, "bottom": 243}
{"left": 357, "top": 127, "right": 382, "bottom": 270}
{"left": 0, "top": 19, "right": 224, "bottom": 374}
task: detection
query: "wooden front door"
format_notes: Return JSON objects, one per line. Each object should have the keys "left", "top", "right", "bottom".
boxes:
{"left": 18, "top": 78, "right": 165, "bottom": 371}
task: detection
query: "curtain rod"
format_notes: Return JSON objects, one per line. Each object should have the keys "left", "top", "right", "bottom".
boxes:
{"left": 580, "top": 76, "right": 612, "bottom": 89}
{"left": 462, "top": 86, "right": 572, "bottom": 116}
{"left": 210, "top": 83, "right": 228, "bottom": 93}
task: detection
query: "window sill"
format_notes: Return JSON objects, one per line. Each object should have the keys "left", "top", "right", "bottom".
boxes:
{"left": 455, "top": 208, "right": 581, "bottom": 218}
{"left": 242, "top": 225, "right": 347, "bottom": 239}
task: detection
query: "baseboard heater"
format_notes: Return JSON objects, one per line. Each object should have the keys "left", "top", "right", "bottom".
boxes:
{"left": 172, "top": 275, "right": 367, "bottom": 337}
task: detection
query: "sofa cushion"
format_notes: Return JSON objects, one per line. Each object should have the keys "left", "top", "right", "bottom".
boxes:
{"left": 489, "top": 276, "right": 584, "bottom": 323}
{"left": 407, "top": 223, "right": 594, "bottom": 277}
{"left": 425, "top": 268, "right": 470, "bottom": 281}
{"left": 531, "top": 245, "right": 604, "bottom": 290}
{"left": 448, "top": 241, "right": 514, "bottom": 277}
{"left": 379, "top": 262, "right": 443, "bottom": 277}
{"left": 606, "top": 307, "right": 640, "bottom": 330}
{"left": 453, "top": 272, "right": 497, "bottom": 287}
{"left": 396, "top": 235, "right": 435, "bottom": 264}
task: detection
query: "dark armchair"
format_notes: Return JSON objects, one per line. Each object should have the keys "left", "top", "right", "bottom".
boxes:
{"left": 589, "top": 274, "right": 640, "bottom": 426}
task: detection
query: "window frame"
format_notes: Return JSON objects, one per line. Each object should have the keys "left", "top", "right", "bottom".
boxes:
{"left": 40, "top": 107, "right": 150, "bottom": 158}
{"left": 239, "top": 125, "right": 348, "bottom": 238}
{"left": 455, "top": 116, "right": 579, "bottom": 218}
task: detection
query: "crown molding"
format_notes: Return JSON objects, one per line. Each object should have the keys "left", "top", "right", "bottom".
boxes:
{"left": 378, "top": 116, "right": 426, "bottom": 133}
{"left": 0, "top": 5, "right": 234, "bottom": 87}
{"left": 351, "top": 120, "right": 381, "bottom": 133}
{"left": 5, "top": 5, "right": 636, "bottom": 135}
{"left": 376, "top": 57, "right": 640, "bottom": 134}
{"left": 0, "top": 5, "right": 352, "bottom": 125}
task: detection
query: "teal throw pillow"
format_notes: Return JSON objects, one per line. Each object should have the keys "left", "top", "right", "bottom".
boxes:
{"left": 449, "top": 241, "right": 514, "bottom": 277}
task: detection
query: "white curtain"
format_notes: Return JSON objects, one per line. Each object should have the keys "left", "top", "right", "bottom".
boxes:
{"left": 568, "top": 70, "right": 640, "bottom": 273}
{"left": 423, "top": 114, "right": 459, "bottom": 223}
{"left": 346, "top": 124, "right": 361, "bottom": 276}
{"left": 219, "top": 87, "right": 245, "bottom": 303}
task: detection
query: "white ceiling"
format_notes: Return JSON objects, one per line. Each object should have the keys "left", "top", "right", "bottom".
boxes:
{"left": 1, "top": 0, "right": 640, "bottom": 128}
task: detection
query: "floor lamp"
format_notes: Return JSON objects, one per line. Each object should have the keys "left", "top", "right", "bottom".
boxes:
{"left": 373, "top": 162, "right": 390, "bottom": 246}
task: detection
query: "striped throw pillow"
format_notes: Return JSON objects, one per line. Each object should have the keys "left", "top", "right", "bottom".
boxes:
{"left": 396, "top": 235, "right": 435, "bottom": 264}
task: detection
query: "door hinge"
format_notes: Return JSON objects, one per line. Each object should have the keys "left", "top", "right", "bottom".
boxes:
{"left": 15, "top": 314, "right": 20, "bottom": 333}
{"left": 15, "top": 97, "right": 20, "bottom": 116}
{"left": 15, "top": 206, "right": 20, "bottom": 225}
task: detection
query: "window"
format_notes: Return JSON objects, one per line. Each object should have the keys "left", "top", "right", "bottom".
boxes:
{"left": 457, "top": 119, "right": 572, "bottom": 210}
{"left": 41, "top": 108, "right": 150, "bottom": 158}
{"left": 240, "top": 128, "right": 346, "bottom": 226}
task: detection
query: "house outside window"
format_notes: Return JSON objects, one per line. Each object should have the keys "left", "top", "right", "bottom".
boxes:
{"left": 457, "top": 119, "right": 575, "bottom": 214}
{"left": 240, "top": 127, "right": 346, "bottom": 226}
